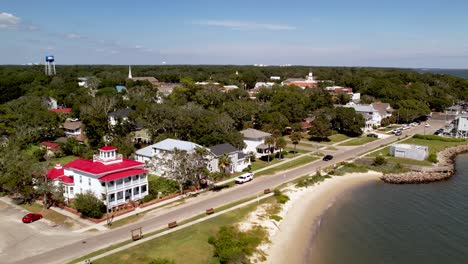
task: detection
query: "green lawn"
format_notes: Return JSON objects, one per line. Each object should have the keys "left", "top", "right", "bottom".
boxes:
{"left": 256, "top": 155, "right": 319, "bottom": 176}
{"left": 91, "top": 197, "right": 276, "bottom": 264}
{"left": 49, "top": 155, "right": 78, "bottom": 167}
{"left": 338, "top": 137, "right": 377, "bottom": 146}
{"left": 367, "top": 137, "right": 468, "bottom": 166}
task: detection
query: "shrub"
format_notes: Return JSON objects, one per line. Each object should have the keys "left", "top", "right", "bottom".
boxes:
{"left": 74, "top": 191, "right": 106, "bottom": 219}
{"left": 427, "top": 153, "right": 438, "bottom": 163}
{"left": 273, "top": 188, "right": 290, "bottom": 204}
{"left": 208, "top": 225, "right": 266, "bottom": 264}
{"left": 269, "top": 215, "right": 283, "bottom": 221}
{"left": 373, "top": 156, "right": 387, "bottom": 166}
{"left": 242, "top": 165, "right": 252, "bottom": 172}
{"left": 413, "top": 134, "right": 465, "bottom": 142}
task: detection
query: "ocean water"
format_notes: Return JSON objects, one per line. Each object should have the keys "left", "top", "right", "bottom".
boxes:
{"left": 307, "top": 153, "right": 468, "bottom": 264}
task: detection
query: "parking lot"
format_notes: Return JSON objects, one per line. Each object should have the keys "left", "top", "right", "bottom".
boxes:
{"left": 0, "top": 200, "right": 88, "bottom": 264}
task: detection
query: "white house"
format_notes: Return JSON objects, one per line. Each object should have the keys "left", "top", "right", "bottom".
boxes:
{"left": 135, "top": 139, "right": 216, "bottom": 176}
{"left": 389, "top": 144, "right": 429, "bottom": 161}
{"left": 47, "top": 146, "right": 148, "bottom": 208}
{"left": 270, "top": 76, "right": 281, "bottom": 81}
{"left": 343, "top": 104, "right": 382, "bottom": 131}
{"left": 254, "top": 82, "right": 275, "bottom": 89}
{"left": 63, "top": 119, "right": 85, "bottom": 142}
{"left": 240, "top": 128, "right": 272, "bottom": 156}
{"left": 207, "top": 143, "right": 250, "bottom": 173}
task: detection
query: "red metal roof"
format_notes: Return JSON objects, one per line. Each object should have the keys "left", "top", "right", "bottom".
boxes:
{"left": 98, "top": 146, "right": 117, "bottom": 151}
{"left": 47, "top": 167, "right": 64, "bottom": 179}
{"left": 64, "top": 158, "right": 144, "bottom": 175}
{"left": 41, "top": 141, "right": 60, "bottom": 150}
{"left": 57, "top": 175, "right": 74, "bottom": 184}
{"left": 99, "top": 169, "right": 148, "bottom": 182}
{"left": 49, "top": 108, "right": 72, "bottom": 113}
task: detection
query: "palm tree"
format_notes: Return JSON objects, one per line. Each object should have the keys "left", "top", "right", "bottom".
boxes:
{"left": 275, "top": 137, "right": 287, "bottom": 159}
{"left": 290, "top": 131, "right": 302, "bottom": 157}
{"left": 218, "top": 153, "right": 232, "bottom": 173}
{"left": 264, "top": 136, "right": 276, "bottom": 163}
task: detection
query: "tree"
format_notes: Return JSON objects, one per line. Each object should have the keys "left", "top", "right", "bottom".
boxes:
{"left": 308, "top": 115, "right": 331, "bottom": 140}
{"left": 331, "top": 107, "right": 365, "bottom": 137}
{"left": 264, "top": 136, "right": 276, "bottom": 163}
{"left": 74, "top": 191, "right": 106, "bottom": 219}
{"left": 275, "top": 137, "right": 287, "bottom": 159}
{"left": 218, "top": 153, "right": 232, "bottom": 173}
{"left": 290, "top": 131, "right": 302, "bottom": 156}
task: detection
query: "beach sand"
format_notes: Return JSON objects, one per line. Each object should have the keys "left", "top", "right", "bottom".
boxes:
{"left": 262, "top": 172, "right": 382, "bottom": 264}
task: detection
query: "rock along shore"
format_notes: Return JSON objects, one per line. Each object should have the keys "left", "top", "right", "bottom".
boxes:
{"left": 381, "top": 144, "right": 468, "bottom": 184}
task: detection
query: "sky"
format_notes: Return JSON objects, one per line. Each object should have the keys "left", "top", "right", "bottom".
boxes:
{"left": 1, "top": 0, "right": 468, "bottom": 68}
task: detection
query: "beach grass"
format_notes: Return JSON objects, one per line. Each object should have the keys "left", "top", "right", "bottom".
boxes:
{"left": 256, "top": 155, "right": 319, "bottom": 176}
{"left": 90, "top": 197, "right": 276, "bottom": 264}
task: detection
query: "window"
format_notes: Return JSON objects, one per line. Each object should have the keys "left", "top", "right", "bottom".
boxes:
{"left": 101, "top": 182, "right": 105, "bottom": 187}
{"left": 88, "top": 178, "right": 91, "bottom": 186}
{"left": 70, "top": 187, "right": 74, "bottom": 195}
{"left": 109, "top": 181, "right": 114, "bottom": 186}
{"left": 80, "top": 187, "right": 83, "bottom": 193}
{"left": 124, "top": 177, "right": 131, "bottom": 184}
{"left": 79, "top": 176, "right": 82, "bottom": 183}
{"left": 109, "top": 193, "right": 115, "bottom": 202}
{"left": 141, "top": 185, "right": 147, "bottom": 193}
{"left": 117, "top": 191, "right": 123, "bottom": 200}
{"left": 116, "top": 179, "right": 123, "bottom": 185}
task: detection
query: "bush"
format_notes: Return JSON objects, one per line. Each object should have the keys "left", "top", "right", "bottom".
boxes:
{"left": 208, "top": 225, "right": 266, "bottom": 264}
{"left": 273, "top": 188, "right": 290, "bottom": 204}
{"left": 373, "top": 156, "right": 387, "bottom": 166}
{"left": 427, "top": 153, "right": 438, "bottom": 163}
{"left": 74, "top": 191, "right": 106, "bottom": 219}
{"left": 296, "top": 174, "right": 332, "bottom": 188}
{"left": 269, "top": 215, "right": 282, "bottom": 221}
{"left": 242, "top": 165, "right": 252, "bottom": 172}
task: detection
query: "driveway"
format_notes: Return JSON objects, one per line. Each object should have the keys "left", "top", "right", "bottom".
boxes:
{"left": 0, "top": 200, "right": 88, "bottom": 264}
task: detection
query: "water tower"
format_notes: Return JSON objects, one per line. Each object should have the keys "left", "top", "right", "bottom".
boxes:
{"left": 45, "top": 55, "right": 56, "bottom": 75}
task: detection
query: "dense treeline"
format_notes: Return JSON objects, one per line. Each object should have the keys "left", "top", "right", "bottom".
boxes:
{"left": 0, "top": 65, "right": 467, "bottom": 200}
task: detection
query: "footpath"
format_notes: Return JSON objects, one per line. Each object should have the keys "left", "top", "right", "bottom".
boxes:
{"left": 75, "top": 152, "right": 312, "bottom": 233}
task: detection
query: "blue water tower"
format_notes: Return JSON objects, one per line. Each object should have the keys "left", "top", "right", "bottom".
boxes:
{"left": 45, "top": 55, "right": 56, "bottom": 75}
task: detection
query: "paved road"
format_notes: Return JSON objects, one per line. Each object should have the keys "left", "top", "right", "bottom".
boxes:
{"left": 16, "top": 121, "right": 444, "bottom": 264}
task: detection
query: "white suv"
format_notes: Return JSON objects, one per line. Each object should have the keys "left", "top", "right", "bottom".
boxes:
{"left": 235, "top": 172, "right": 254, "bottom": 184}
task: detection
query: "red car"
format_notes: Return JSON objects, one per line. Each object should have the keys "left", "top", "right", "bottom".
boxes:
{"left": 22, "top": 213, "right": 43, "bottom": 223}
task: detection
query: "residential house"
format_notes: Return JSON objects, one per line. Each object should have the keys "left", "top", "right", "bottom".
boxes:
{"left": 446, "top": 105, "right": 462, "bottom": 116}
{"left": 343, "top": 104, "right": 381, "bottom": 131}
{"left": 47, "top": 97, "right": 72, "bottom": 114}
{"left": 240, "top": 128, "right": 272, "bottom": 156}
{"left": 47, "top": 146, "right": 148, "bottom": 208}
{"left": 207, "top": 143, "right": 250, "bottom": 173}
{"left": 270, "top": 76, "right": 281, "bottom": 81}
{"left": 326, "top": 86, "right": 353, "bottom": 94}
{"left": 108, "top": 108, "right": 135, "bottom": 126}
{"left": 78, "top": 77, "right": 90, "bottom": 88}
{"left": 132, "top": 124, "right": 151, "bottom": 144}
{"left": 254, "top": 82, "right": 275, "bottom": 89}
{"left": 372, "top": 102, "right": 394, "bottom": 120}
{"left": 158, "top": 83, "right": 181, "bottom": 96}
{"left": 63, "top": 119, "right": 85, "bottom": 142}
{"left": 389, "top": 144, "right": 429, "bottom": 161}
{"left": 115, "top": 86, "right": 126, "bottom": 92}
{"left": 223, "top": 85, "right": 239, "bottom": 91}
{"left": 135, "top": 138, "right": 213, "bottom": 176}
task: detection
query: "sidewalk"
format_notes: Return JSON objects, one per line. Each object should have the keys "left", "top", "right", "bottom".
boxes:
{"left": 75, "top": 152, "right": 313, "bottom": 233}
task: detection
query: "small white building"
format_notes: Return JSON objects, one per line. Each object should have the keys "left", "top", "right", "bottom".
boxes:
{"left": 445, "top": 115, "right": 468, "bottom": 139}
{"left": 343, "top": 104, "right": 382, "bottom": 131}
{"left": 240, "top": 128, "right": 272, "bottom": 156}
{"left": 47, "top": 146, "right": 148, "bottom": 208}
{"left": 207, "top": 143, "right": 250, "bottom": 173}
{"left": 254, "top": 82, "right": 275, "bottom": 89}
{"left": 270, "top": 76, "right": 281, "bottom": 80}
{"left": 389, "top": 144, "right": 429, "bottom": 161}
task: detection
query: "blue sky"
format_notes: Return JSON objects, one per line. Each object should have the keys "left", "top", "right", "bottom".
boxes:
{"left": 1, "top": 0, "right": 468, "bottom": 68}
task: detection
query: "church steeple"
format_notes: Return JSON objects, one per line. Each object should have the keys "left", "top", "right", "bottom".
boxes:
{"left": 128, "top": 65, "right": 133, "bottom": 79}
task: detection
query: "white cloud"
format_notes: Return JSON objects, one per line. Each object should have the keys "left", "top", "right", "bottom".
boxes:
{"left": 66, "top": 33, "right": 83, "bottom": 39}
{"left": 0, "top": 12, "right": 20, "bottom": 29}
{"left": 193, "top": 20, "right": 295, "bottom": 30}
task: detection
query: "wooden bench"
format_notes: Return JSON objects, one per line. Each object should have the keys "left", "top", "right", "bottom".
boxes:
{"left": 206, "top": 208, "right": 215, "bottom": 215}
{"left": 264, "top": 189, "right": 272, "bottom": 194}
{"left": 168, "top": 221, "right": 178, "bottom": 228}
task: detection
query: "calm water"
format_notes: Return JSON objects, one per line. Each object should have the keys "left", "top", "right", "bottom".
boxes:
{"left": 307, "top": 153, "right": 468, "bottom": 264}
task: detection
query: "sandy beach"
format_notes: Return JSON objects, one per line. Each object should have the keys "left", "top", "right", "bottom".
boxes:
{"left": 243, "top": 172, "right": 382, "bottom": 264}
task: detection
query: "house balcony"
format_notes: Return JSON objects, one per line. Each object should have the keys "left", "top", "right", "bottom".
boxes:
{"left": 103, "top": 177, "right": 147, "bottom": 192}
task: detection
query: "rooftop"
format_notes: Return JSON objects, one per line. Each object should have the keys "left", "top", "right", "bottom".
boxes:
{"left": 64, "top": 158, "right": 144, "bottom": 175}
{"left": 63, "top": 120, "right": 82, "bottom": 130}
{"left": 240, "top": 128, "right": 271, "bottom": 139}
{"left": 152, "top": 138, "right": 203, "bottom": 152}
{"left": 108, "top": 108, "right": 135, "bottom": 118}
{"left": 208, "top": 143, "right": 238, "bottom": 156}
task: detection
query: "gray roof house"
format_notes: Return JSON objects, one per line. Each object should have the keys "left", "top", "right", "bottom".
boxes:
{"left": 207, "top": 143, "right": 250, "bottom": 173}
{"left": 240, "top": 128, "right": 273, "bottom": 156}
{"left": 108, "top": 108, "right": 135, "bottom": 126}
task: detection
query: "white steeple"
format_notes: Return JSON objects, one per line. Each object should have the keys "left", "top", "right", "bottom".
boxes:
{"left": 128, "top": 65, "right": 133, "bottom": 79}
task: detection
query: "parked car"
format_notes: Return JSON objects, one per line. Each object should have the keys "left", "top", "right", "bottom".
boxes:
{"left": 425, "top": 123, "right": 431, "bottom": 127}
{"left": 394, "top": 131, "right": 402, "bottom": 136}
{"left": 22, "top": 213, "right": 43, "bottom": 223}
{"left": 235, "top": 172, "right": 254, "bottom": 184}
{"left": 322, "top": 155, "right": 333, "bottom": 161}
{"left": 367, "top": 133, "right": 378, "bottom": 138}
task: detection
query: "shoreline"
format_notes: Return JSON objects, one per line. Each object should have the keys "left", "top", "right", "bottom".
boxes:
{"left": 242, "top": 172, "right": 382, "bottom": 264}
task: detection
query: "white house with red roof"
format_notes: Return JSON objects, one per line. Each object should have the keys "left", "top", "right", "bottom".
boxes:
{"left": 47, "top": 146, "right": 148, "bottom": 208}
